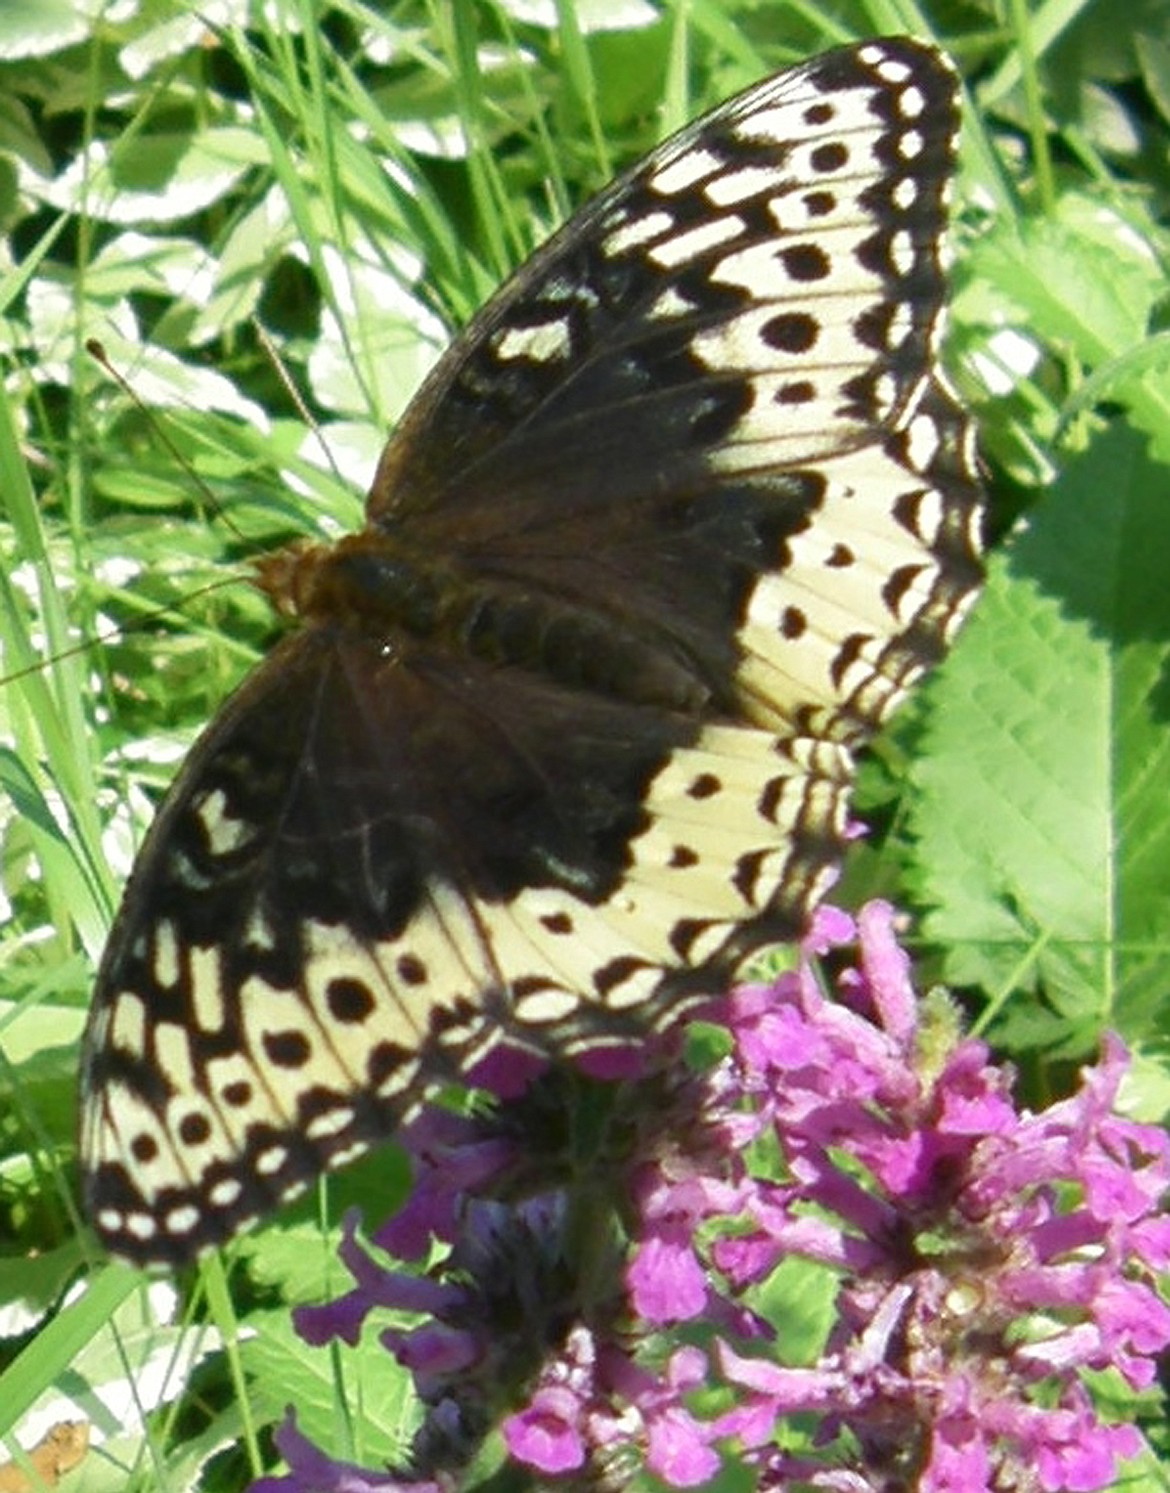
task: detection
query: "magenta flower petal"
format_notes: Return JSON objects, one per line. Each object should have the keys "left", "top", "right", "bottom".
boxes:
{"left": 503, "top": 1387, "right": 586, "bottom": 1473}
{"left": 645, "top": 1407, "right": 721, "bottom": 1487}
{"left": 628, "top": 1232, "right": 708, "bottom": 1323}
{"left": 924, "top": 1410, "right": 992, "bottom": 1493}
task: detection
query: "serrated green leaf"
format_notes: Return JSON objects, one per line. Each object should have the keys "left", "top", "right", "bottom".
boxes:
{"left": 968, "top": 199, "right": 1170, "bottom": 455}
{"left": 910, "top": 423, "right": 1170, "bottom": 1055}
{"left": 242, "top": 1308, "right": 415, "bottom": 1472}
{"left": 972, "top": 207, "right": 1155, "bottom": 360}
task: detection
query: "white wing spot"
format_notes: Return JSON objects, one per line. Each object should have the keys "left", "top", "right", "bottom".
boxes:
{"left": 887, "top": 303, "right": 914, "bottom": 351}
{"left": 111, "top": 994, "right": 146, "bottom": 1058}
{"left": 495, "top": 319, "right": 573, "bottom": 365}
{"left": 244, "top": 909, "right": 278, "bottom": 951}
{"left": 873, "top": 372, "right": 898, "bottom": 414}
{"left": 209, "top": 1178, "right": 243, "bottom": 1208}
{"left": 195, "top": 789, "right": 254, "bottom": 857}
{"left": 649, "top": 147, "right": 723, "bottom": 195}
{"left": 898, "top": 130, "right": 924, "bottom": 162}
{"left": 165, "top": 1205, "right": 200, "bottom": 1236}
{"left": 893, "top": 176, "right": 919, "bottom": 211}
{"left": 869, "top": 51, "right": 913, "bottom": 82}
{"left": 126, "top": 1213, "right": 158, "bottom": 1241}
{"left": 648, "top": 215, "right": 743, "bottom": 269}
{"left": 256, "top": 1145, "right": 289, "bottom": 1177}
{"left": 190, "top": 947, "right": 226, "bottom": 1033}
{"left": 905, "top": 412, "right": 942, "bottom": 471}
{"left": 890, "top": 231, "right": 916, "bottom": 276}
{"left": 705, "top": 165, "right": 782, "bottom": 207}
{"left": 305, "top": 1106, "right": 356, "bottom": 1141}
{"left": 603, "top": 210, "right": 673, "bottom": 255}
{"left": 647, "top": 286, "right": 698, "bottom": 321}
{"left": 152, "top": 920, "right": 180, "bottom": 988}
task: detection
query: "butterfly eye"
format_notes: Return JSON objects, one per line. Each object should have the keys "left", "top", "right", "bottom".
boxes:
{"left": 80, "top": 36, "right": 983, "bottom": 1267}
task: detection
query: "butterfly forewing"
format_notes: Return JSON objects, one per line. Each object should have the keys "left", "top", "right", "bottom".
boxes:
{"left": 374, "top": 39, "right": 957, "bottom": 517}
{"left": 81, "top": 37, "right": 984, "bottom": 1265}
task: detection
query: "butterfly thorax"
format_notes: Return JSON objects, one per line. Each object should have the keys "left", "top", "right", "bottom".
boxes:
{"left": 252, "top": 534, "right": 444, "bottom": 633}
{"left": 252, "top": 532, "right": 713, "bottom": 714}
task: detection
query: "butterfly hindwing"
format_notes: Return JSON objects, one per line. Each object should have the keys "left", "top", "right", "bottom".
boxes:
{"left": 81, "top": 37, "right": 983, "bottom": 1264}
{"left": 81, "top": 632, "right": 856, "bottom": 1259}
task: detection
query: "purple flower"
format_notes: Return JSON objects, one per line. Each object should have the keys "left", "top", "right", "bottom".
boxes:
{"left": 251, "top": 903, "right": 1169, "bottom": 1492}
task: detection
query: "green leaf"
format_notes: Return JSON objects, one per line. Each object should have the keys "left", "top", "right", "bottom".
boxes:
{"left": 0, "top": 0, "right": 88, "bottom": 62}
{"left": 910, "top": 422, "right": 1170, "bottom": 1055}
{"left": 243, "top": 1308, "right": 415, "bottom": 1471}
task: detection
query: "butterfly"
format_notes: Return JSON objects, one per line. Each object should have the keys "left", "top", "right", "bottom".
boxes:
{"left": 80, "top": 36, "right": 984, "bottom": 1265}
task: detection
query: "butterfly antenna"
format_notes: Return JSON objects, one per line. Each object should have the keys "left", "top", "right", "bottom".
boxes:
{"left": 252, "top": 318, "right": 349, "bottom": 491}
{"left": 85, "top": 338, "right": 251, "bottom": 547}
{"left": 0, "top": 581, "right": 245, "bottom": 689}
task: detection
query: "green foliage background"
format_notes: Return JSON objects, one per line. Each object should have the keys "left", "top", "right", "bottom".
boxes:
{"left": 1, "top": 0, "right": 1169, "bottom": 1489}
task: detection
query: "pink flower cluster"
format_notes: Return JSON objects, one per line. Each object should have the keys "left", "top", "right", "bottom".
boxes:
{"left": 253, "top": 904, "right": 1170, "bottom": 1492}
